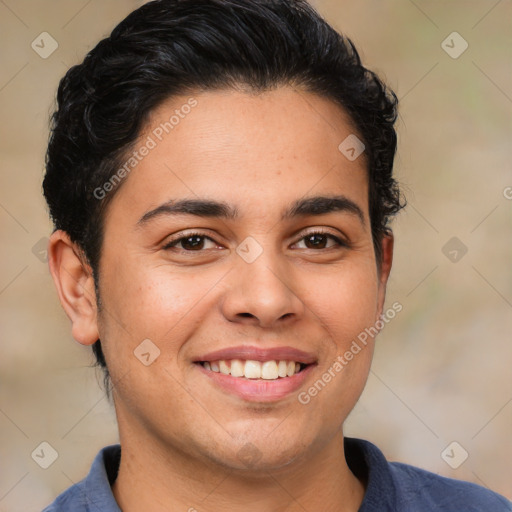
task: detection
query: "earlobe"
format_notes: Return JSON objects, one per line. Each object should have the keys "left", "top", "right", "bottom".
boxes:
{"left": 47, "top": 230, "right": 99, "bottom": 346}
{"left": 376, "top": 232, "right": 394, "bottom": 319}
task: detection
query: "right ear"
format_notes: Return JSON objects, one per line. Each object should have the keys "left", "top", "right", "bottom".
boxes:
{"left": 47, "top": 230, "right": 99, "bottom": 346}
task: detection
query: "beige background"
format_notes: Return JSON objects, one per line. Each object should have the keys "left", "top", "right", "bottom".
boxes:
{"left": 1, "top": 0, "right": 511, "bottom": 510}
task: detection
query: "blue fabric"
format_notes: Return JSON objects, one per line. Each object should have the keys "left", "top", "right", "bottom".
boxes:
{"left": 42, "top": 444, "right": 121, "bottom": 512}
{"left": 42, "top": 438, "right": 512, "bottom": 511}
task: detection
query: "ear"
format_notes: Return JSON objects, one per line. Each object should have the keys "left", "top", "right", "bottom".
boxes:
{"left": 47, "top": 230, "right": 99, "bottom": 346}
{"left": 376, "top": 231, "right": 394, "bottom": 320}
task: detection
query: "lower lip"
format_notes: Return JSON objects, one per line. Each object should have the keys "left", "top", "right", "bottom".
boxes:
{"left": 195, "top": 363, "right": 315, "bottom": 402}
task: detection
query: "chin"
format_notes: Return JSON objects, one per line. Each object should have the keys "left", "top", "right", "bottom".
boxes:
{"left": 204, "top": 437, "right": 311, "bottom": 474}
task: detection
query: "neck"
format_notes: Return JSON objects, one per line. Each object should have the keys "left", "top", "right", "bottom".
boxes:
{"left": 112, "top": 426, "right": 365, "bottom": 512}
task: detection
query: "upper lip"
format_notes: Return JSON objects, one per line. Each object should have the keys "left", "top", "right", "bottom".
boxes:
{"left": 194, "top": 345, "right": 317, "bottom": 364}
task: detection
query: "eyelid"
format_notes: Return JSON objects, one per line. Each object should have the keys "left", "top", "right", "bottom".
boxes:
{"left": 293, "top": 227, "right": 349, "bottom": 248}
{"left": 162, "top": 227, "right": 349, "bottom": 251}
{"left": 162, "top": 230, "right": 220, "bottom": 250}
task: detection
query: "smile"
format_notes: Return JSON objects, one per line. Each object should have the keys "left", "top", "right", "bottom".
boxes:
{"left": 193, "top": 345, "right": 317, "bottom": 401}
{"left": 200, "top": 359, "right": 307, "bottom": 380}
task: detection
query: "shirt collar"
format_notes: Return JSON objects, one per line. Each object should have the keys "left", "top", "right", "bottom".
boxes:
{"left": 345, "top": 437, "right": 397, "bottom": 510}
{"left": 83, "top": 444, "right": 122, "bottom": 512}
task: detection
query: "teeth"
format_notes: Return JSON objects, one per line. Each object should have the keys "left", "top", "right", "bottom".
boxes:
{"left": 219, "top": 360, "right": 230, "bottom": 375}
{"left": 261, "top": 361, "right": 279, "bottom": 380}
{"left": 244, "top": 360, "right": 261, "bottom": 379}
{"left": 230, "top": 359, "right": 244, "bottom": 377}
{"left": 202, "top": 359, "right": 304, "bottom": 380}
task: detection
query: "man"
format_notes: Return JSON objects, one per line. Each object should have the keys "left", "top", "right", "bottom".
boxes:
{"left": 42, "top": 0, "right": 512, "bottom": 510}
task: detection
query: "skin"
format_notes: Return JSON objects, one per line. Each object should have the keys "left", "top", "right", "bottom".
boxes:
{"left": 48, "top": 86, "right": 393, "bottom": 512}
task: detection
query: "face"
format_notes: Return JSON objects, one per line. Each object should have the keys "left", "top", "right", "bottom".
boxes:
{"left": 72, "top": 87, "right": 392, "bottom": 471}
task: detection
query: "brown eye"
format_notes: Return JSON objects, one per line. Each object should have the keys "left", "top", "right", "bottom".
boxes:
{"left": 163, "top": 233, "right": 218, "bottom": 251}
{"left": 295, "top": 231, "right": 347, "bottom": 250}
{"left": 178, "top": 235, "right": 206, "bottom": 250}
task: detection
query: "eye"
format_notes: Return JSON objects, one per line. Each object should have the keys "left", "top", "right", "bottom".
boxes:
{"left": 162, "top": 229, "right": 348, "bottom": 253}
{"left": 163, "top": 232, "right": 220, "bottom": 251}
{"left": 294, "top": 230, "right": 348, "bottom": 250}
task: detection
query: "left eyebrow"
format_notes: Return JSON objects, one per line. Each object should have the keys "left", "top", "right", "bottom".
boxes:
{"left": 282, "top": 195, "right": 365, "bottom": 225}
{"left": 136, "top": 194, "right": 365, "bottom": 227}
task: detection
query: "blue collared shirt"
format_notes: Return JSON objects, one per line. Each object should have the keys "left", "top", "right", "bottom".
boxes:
{"left": 42, "top": 437, "right": 512, "bottom": 511}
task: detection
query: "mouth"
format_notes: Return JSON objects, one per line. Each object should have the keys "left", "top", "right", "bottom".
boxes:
{"left": 193, "top": 346, "right": 317, "bottom": 402}
{"left": 197, "top": 359, "right": 309, "bottom": 380}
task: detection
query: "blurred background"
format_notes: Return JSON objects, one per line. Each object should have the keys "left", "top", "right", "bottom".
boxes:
{"left": 0, "top": 0, "right": 511, "bottom": 510}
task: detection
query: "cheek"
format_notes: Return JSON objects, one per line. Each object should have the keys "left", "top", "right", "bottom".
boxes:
{"left": 297, "top": 265, "right": 378, "bottom": 427}
{"left": 105, "top": 260, "right": 210, "bottom": 325}
{"left": 309, "top": 259, "right": 380, "bottom": 344}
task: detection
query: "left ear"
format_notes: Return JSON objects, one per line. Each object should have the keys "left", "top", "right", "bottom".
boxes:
{"left": 376, "top": 231, "right": 394, "bottom": 321}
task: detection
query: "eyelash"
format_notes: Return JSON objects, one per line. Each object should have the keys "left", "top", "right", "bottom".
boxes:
{"left": 162, "top": 229, "right": 349, "bottom": 252}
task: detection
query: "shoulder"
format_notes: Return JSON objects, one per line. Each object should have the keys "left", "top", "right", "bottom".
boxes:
{"left": 389, "top": 460, "right": 512, "bottom": 511}
{"left": 345, "top": 437, "right": 511, "bottom": 512}
{"left": 41, "top": 480, "right": 88, "bottom": 511}
{"left": 41, "top": 444, "right": 121, "bottom": 512}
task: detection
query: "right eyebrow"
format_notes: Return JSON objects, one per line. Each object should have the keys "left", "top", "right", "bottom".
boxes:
{"left": 137, "top": 199, "right": 239, "bottom": 226}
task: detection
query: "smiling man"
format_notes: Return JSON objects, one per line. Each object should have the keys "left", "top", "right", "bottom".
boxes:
{"left": 41, "top": 1, "right": 511, "bottom": 511}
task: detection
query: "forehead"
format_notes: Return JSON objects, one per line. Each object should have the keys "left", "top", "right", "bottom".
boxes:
{"left": 106, "top": 86, "right": 369, "bottom": 222}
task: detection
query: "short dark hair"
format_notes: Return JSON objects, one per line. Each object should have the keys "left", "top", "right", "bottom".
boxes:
{"left": 43, "top": 0, "right": 404, "bottom": 388}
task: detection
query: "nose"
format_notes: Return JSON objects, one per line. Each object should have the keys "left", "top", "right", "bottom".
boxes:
{"left": 220, "top": 245, "right": 305, "bottom": 329}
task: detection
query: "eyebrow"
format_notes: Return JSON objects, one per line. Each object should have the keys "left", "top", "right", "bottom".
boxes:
{"left": 136, "top": 195, "right": 365, "bottom": 226}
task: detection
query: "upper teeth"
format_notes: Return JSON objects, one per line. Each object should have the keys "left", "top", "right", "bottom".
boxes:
{"left": 202, "top": 360, "right": 302, "bottom": 380}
